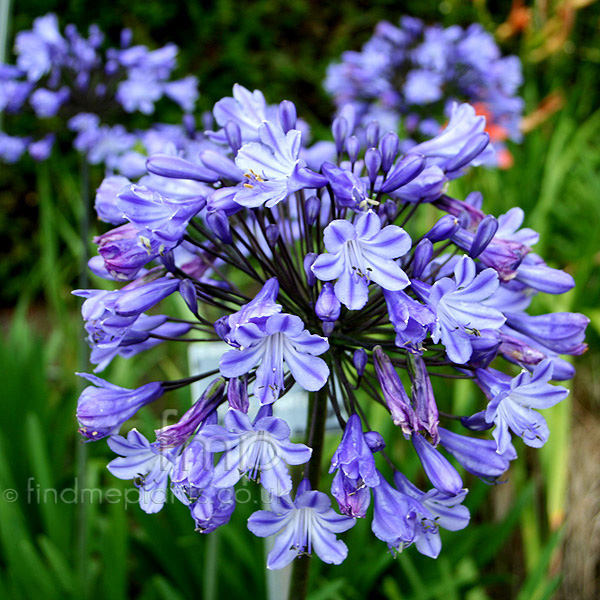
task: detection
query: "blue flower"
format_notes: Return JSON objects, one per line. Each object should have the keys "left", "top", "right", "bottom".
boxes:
{"left": 220, "top": 313, "right": 329, "bottom": 404}
{"left": 248, "top": 479, "right": 355, "bottom": 569}
{"left": 233, "top": 120, "right": 326, "bottom": 208}
{"left": 312, "top": 211, "right": 411, "bottom": 310}
{"left": 427, "top": 255, "right": 506, "bottom": 363}
{"left": 329, "top": 414, "right": 380, "bottom": 516}
{"left": 107, "top": 429, "right": 177, "bottom": 513}
{"left": 198, "top": 408, "right": 312, "bottom": 496}
{"left": 476, "top": 359, "right": 569, "bottom": 453}
{"left": 393, "top": 471, "right": 470, "bottom": 558}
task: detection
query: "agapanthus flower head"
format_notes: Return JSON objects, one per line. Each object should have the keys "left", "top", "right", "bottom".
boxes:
{"left": 76, "top": 83, "right": 586, "bottom": 579}
{"left": 325, "top": 18, "right": 524, "bottom": 168}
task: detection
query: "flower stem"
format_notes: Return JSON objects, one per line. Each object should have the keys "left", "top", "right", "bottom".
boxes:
{"left": 289, "top": 385, "right": 329, "bottom": 600}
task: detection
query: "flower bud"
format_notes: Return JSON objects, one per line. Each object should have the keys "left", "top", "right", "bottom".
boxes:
{"left": 265, "top": 224, "right": 280, "bottom": 246}
{"left": 305, "top": 195, "right": 321, "bottom": 226}
{"left": 322, "top": 321, "right": 335, "bottom": 336}
{"left": 411, "top": 433, "right": 463, "bottom": 495}
{"left": 179, "top": 279, "right": 198, "bottom": 316}
{"left": 345, "top": 135, "right": 360, "bottom": 163}
{"left": 364, "top": 431, "right": 385, "bottom": 453}
{"left": 352, "top": 348, "right": 368, "bottom": 376}
{"left": 206, "top": 210, "right": 233, "bottom": 244}
{"left": 366, "top": 121, "right": 380, "bottom": 147}
{"left": 365, "top": 147, "right": 382, "bottom": 186}
{"left": 315, "top": 282, "right": 341, "bottom": 322}
{"left": 199, "top": 150, "right": 243, "bottom": 182}
{"left": 146, "top": 154, "right": 219, "bottom": 182}
{"left": 379, "top": 132, "right": 399, "bottom": 173}
{"left": 383, "top": 199, "right": 397, "bottom": 222}
{"left": 469, "top": 215, "right": 498, "bottom": 259}
{"left": 379, "top": 154, "right": 424, "bottom": 194}
{"left": 424, "top": 214, "right": 460, "bottom": 242}
{"left": 412, "top": 238, "right": 433, "bottom": 279}
{"left": 278, "top": 100, "right": 297, "bottom": 133}
{"left": 225, "top": 120, "right": 242, "bottom": 155}
{"left": 332, "top": 116, "right": 348, "bottom": 154}
{"left": 303, "top": 252, "right": 317, "bottom": 286}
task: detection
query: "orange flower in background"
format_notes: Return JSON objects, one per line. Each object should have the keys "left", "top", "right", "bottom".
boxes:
{"left": 472, "top": 103, "right": 514, "bottom": 169}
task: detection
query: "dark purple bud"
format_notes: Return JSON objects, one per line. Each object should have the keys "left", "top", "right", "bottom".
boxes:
{"left": 379, "top": 132, "right": 399, "bottom": 173}
{"left": 155, "top": 377, "right": 226, "bottom": 448}
{"left": 227, "top": 377, "right": 249, "bottom": 413}
{"left": 304, "top": 252, "right": 317, "bottom": 286}
{"left": 408, "top": 354, "right": 439, "bottom": 444}
{"left": 278, "top": 100, "right": 297, "bottom": 133}
{"left": 460, "top": 411, "right": 492, "bottom": 431}
{"left": 438, "top": 427, "right": 516, "bottom": 483}
{"left": 179, "top": 279, "right": 198, "bottom": 316}
{"left": 146, "top": 154, "right": 219, "bottom": 182}
{"left": 470, "top": 329, "right": 501, "bottom": 368}
{"left": 353, "top": 348, "right": 368, "bottom": 377}
{"left": 425, "top": 214, "right": 460, "bottom": 242}
{"left": 332, "top": 116, "right": 348, "bottom": 154}
{"left": 183, "top": 113, "right": 196, "bottom": 137}
{"left": 379, "top": 154, "right": 425, "bottom": 194}
{"left": 199, "top": 150, "right": 243, "bottom": 182}
{"left": 411, "top": 433, "right": 463, "bottom": 495}
{"left": 346, "top": 135, "right": 360, "bottom": 163}
{"left": 315, "top": 282, "right": 341, "bottom": 322}
{"left": 160, "top": 251, "right": 176, "bottom": 273}
{"left": 115, "top": 277, "right": 180, "bottom": 317}
{"left": 322, "top": 321, "right": 335, "bottom": 336}
{"left": 366, "top": 121, "right": 380, "bottom": 148}
{"left": 373, "top": 346, "right": 416, "bottom": 438}
{"left": 206, "top": 210, "right": 232, "bottom": 244}
{"left": 305, "top": 195, "right": 321, "bottom": 226}
{"left": 76, "top": 374, "right": 163, "bottom": 440}
{"left": 120, "top": 27, "right": 132, "bottom": 48}
{"left": 383, "top": 199, "right": 398, "bottom": 221}
{"left": 225, "top": 120, "right": 242, "bottom": 155}
{"left": 265, "top": 224, "right": 280, "bottom": 246}
{"left": 365, "top": 147, "right": 382, "bottom": 186}
{"left": 470, "top": 215, "right": 498, "bottom": 259}
{"left": 364, "top": 431, "right": 385, "bottom": 453}
{"left": 412, "top": 239, "right": 433, "bottom": 279}
{"left": 214, "top": 315, "right": 230, "bottom": 342}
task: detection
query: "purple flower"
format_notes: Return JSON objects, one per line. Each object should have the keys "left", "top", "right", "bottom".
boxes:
{"left": 411, "top": 103, "right": 491, "bottom": 174}
{"left": 220, "top": 313, "right": 329, "bottom": 404}
{"left": 28, "top": 134, "right": 55, "bottom": 161}
{"left": 312, "top": 211, "right": 411, "bottom": 310}
{"left": 371, "top": 474, "right": 420, "bottom": 550}
{"left": 248, "top": 479, "right": 355, "bottom": 569}
{"left": 94, "top": 175, "right": 130, "bottom": 224}
{"left": 428, "top": 255, "right": 506, "bottom": 363}
{"left": 412, "top": 433, "right": 464, "bottom": 496}
{"left": 190, "top": 487, "right": 236, "bottom": 533}
{"left": 198, "top": 408, "right": 311, "bottom": 496}
{"left": 164, "top": 76, "right": 199, "bottom": 112}
{"left": 233, "top": 121, "right": 325, "bottom": 208}
{"left": 329, "top": 414, "right": 380, "bottom": 516}
{"left": 107, "top": 429, "right": 176, "bottom": 513}
{"left": 477, "top": 359, "right": 569, "bottom": 453}
{"left": 29, "top": 87, "right": 69, "bottom": 117}
{"left": 76, "top": 374, "right": 164, "bottom": 440}
{"left": 438, "top": 427, "right": 516, "bottom": 483}
{"left": 393, "top": 471, "right": 470, "bottom": 558}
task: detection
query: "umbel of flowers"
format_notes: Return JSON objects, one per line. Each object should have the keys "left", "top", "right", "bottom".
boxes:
{"left": 325, "top": 17, "right": 524, "bottom": 168}
{"left": 75, "top": 84, "right": 587, "bottom": 575}
{"left": 0, "top": 13, "right": 198, "bottom": 173}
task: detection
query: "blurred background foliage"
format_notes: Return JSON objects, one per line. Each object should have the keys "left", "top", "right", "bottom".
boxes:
{"left": 1, "top": 0, "right": 599, "bottom": 598}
